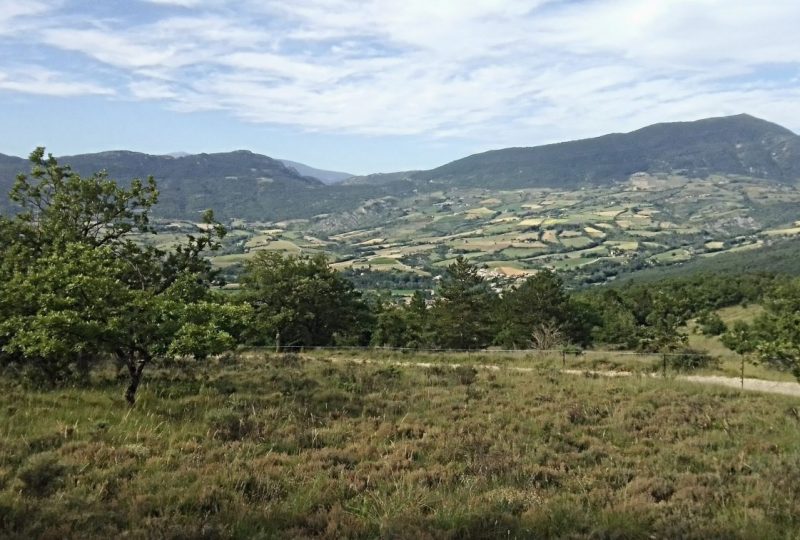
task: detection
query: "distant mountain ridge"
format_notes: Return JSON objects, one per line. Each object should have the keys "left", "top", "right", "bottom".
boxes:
{"left": 0, "top": 150, "right": 328, "bottom": 220}
{"left": 278, "top": 159, "right": 353, "bottom": 184}
{"left": 1, "top": 114, "right": 799, "bottom": 222}
{"left": 357, "top": 114, "right": 800, "bottom": 189}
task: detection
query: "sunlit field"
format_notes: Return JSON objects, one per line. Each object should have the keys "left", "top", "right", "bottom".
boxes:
{"left": 1, "top": 352, "right": 798, "bottom": 539}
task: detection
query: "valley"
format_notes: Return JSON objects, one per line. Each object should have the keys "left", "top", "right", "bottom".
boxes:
{"left": 5, "top": 2, "right": 800, "bottom": 537}
{"left": 6, "top": 113, "right": 800, "bottom": 292}
{"left": 143, "top": 172, "right": 800, "bottom": 291}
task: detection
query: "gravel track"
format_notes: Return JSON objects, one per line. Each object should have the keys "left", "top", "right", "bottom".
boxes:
{"left": 335, "top": 357, "right": 800, "bottom": 398}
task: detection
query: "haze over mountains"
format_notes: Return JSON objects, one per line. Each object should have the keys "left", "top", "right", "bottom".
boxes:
{"left": 277, "top": 159, "right": 353, "bottom": 184}
{"left": 1, "top": 114, "right": 798, "bottom": 221}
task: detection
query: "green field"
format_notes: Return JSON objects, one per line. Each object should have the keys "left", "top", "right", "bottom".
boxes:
{"left": 166, "top": 173, "right": 800, "bottom": 287}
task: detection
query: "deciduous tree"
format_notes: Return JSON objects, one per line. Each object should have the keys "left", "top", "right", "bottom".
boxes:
{"left": 0, "top": 149, "right": 240, "bottom": 404}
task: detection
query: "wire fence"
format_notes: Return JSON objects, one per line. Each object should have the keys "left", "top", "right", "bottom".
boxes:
{"left": 250, "top": 344, "right": 715, "bottom": 359}
{"left": 241, "top": 344, "right": 729, "bottom": 375}
{"left": 232, "top": 344, "right": 755, "bottom": 387}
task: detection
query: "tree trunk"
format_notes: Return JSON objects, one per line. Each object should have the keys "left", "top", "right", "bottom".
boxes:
{"left": 123, "top": 352, "right": 151, "bottom": 406}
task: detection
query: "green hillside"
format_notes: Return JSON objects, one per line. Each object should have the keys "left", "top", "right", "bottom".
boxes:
{"left": 409, "top": 114, "right": 800, "bottom": 190}
{"left": 0, "top": 150, "right": 409, "bottom": 221}
{"left": 3, "top": 114, "right": 800, "bottom": 287}
{"left": 4, "top": 114, "right": 800, "bottom": 224}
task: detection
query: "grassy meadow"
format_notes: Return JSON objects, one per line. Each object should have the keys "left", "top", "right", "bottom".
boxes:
{"left": 1, "top": 352, "right": 799, "bottom": 539}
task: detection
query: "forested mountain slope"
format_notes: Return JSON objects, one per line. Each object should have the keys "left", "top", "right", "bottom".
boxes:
{"left": 406, "top": 114, "right": 800, "bottom": 189}
{"left": 2, "top": 114, "right": 798, "bottom": 222}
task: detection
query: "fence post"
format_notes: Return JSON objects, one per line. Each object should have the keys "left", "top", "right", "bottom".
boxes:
{"left": 662, "top": 353, "right": 667, "bottom": 378}
{"left": 741, "top": 354, "right": 744, "bottom": 388}
{"left": 562, "top": 349, "right": 566, "bottom": 368}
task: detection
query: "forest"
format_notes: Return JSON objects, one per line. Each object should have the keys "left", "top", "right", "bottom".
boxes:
{"left": 1, "top": 149, "right": 798, "bottom": 406}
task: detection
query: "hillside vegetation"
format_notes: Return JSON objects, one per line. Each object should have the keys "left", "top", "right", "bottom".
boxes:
{"left": 3, "top": 115, "right": 800, "bottom": 287}
{"left": 407, "top": 114, "right": 800, "bottom": 189}
{"left": 1, "top": 353, "right": 799, "bottom": 539}
{"left": 0, "top": 150, "right": 407, "bottom": 222}
{"left": 3, "top": 136, "right": 800, "bottom": 538}
{"left": 193, "top": 172, "right": 800, "bottom": 288}
{"left": 3, "top": 150, "right": 800, "bottom": 397}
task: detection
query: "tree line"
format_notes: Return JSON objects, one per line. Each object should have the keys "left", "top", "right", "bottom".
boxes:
{"left": 1, "top": 150, "right": 798, "bottom": 404}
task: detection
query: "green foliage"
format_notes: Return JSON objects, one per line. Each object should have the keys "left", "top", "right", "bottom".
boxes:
{"left": 430, "top": 257, "right": 497, "bottom": 349}
{"left": 0, "top": 243, "right": 125, "bottom": 384}
{"left": 0, "top": 149, "right": 240, "bottom": 404}
{"left": 9, "top": 147, "right": 158, "bottom": 251}
{"left": 642, "top": 292, "right": 688, "bottom": 353}
{"left": 582, "top": 272, "right": 783, "bottom": 352}
{"left": 239, "top": 252, "right": 368, "bottom": 348}
{"left": 372, "top": 305, "right": 420, "bottom": 348}
{"left": 721, "top": 320, "right": 757, "bottom": 356}
{"left": 495, "top": 270, "right": 594, "bottom": 349}
{"left": 697, "top": 311, "right": 727, "bottom": 336}
{"left": 585, "top": 290, "right": 640, "bottom": 349}
{"left": 724, "top": 279, "right": 800, "bottom": 378}
{"left": 666, "top": 348, "right": 716, "bottom": 371}
{"left": 371, "top": 291, "right": 430, "bottom": 349}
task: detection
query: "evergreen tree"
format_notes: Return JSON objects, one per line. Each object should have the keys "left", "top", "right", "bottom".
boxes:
{"left": 371, "top": 291, "right": 429, "bottom": 349}
{"left": 430, "top": 257, "right": 496, "bottom": 349}
{"left": 496, "top": 270, "right": 571, "bottom": 349}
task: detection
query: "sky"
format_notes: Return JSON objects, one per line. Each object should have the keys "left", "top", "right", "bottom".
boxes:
{"left": 1, "top": 0, "right": 799, "bottom": 174}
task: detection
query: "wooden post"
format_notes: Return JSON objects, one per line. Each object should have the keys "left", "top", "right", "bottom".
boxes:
{"left": 275, "top": 332, "right": 281, "bottom": 354}
{"left": 662, "top": 353, "right": 667, "bottom": 378}
{"left": 562, "top": 349, "right": 566, "bottom": 368}
{"left": 741, "top": 354, "right": 745, "bottom": 389}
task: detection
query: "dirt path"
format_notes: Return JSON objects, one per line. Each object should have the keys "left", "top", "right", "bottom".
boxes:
{"left": 333, "top": 357, "right": 800, "bottom": 398}
{"left": 679, "top": 374, "right": 800, "bottom": 397}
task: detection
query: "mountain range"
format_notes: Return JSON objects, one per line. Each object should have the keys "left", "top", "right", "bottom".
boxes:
{"left": 277, "top": 159, "right": 353, "bottom": 184}
{"left": 1, "top": 114, "right": 798, "bottom": 222}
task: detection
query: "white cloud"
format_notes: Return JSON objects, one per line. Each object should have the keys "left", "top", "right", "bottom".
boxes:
{"left": 0, "top": 0, "right": 55, "bottom": 34}
{"left": 41, "top": 28, "right": 190, "bottom": 69}
{"left": 3, "top": 0, "right": 800, "bottom": 144}
{"left": 128, "top": 80, "right": 178, "bottom": 100}
{"left": 0, "top": 68, "right": 114, "bottom": 97}
{"left": 142, "top": 0, "right": 207, "bottom": 6}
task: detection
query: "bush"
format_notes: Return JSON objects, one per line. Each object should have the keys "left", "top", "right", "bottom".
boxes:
{"left": 17, "top": 452, "right": 66, "bottom": 497}
{"left": 667, "top": 348, "right": 717, "bottom": 371}
{"left": 205, "top": 409, "right": 256, "bottom": 441}
{"left": 697, "top": 311, "right": 727, "bottom": 336}
{"left": 455, "top": 365, "right": 478, "bottom": 386}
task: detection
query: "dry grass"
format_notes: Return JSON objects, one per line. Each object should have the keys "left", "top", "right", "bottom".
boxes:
{"left": 1, "top": 352, "right": 798, "bottom": 538}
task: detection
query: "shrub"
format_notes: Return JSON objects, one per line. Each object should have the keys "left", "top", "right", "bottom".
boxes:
{"left": 17, "top": 452, "right": 66, "bottom": 497}
{"left": 667, "top": 348, "right": 716, "bottom": 371}
{"left": 455, "top": 365, "right": 478, "bottom": 386}
{"left": 697, "top": 311, "right": 727, "bottom": 336}
{"left": 205, "top": 409, "right": 256, "bottom": 441}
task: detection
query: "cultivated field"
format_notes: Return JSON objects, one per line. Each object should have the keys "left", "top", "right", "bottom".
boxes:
{"left": 147, "top": 173, "right": 800, "bottom": 289}
{"left": 1, "top": 352, "right": 798, "bottom": 538}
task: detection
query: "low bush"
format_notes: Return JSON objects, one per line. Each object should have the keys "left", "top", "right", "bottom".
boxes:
{"left": 667, "top": 348, "right": 717, "bottom": 371}
{"left": 17, "top": 452, "right": 66, "bottom": 497}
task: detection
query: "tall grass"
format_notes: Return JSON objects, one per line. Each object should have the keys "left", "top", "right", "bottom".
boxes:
{"left": 1, "top": 352, "right": 798, "bottom": 538}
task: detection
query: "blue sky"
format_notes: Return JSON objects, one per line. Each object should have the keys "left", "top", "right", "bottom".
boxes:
{"left": 1, "top": 0, "right": 799, "bottom": 174}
